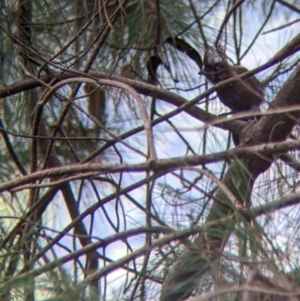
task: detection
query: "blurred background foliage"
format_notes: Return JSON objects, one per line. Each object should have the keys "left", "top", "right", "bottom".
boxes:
{"left": 0, "top": 0, "right": 300, "bottom": 300}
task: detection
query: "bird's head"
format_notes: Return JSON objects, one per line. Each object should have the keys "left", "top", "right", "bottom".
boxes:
{"left": 199, "top": 46, "right": 230, "bottom": 83}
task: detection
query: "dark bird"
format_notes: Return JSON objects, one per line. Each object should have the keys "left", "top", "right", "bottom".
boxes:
{"left": 199, "top": 46, "right": 265, "bottom": 144}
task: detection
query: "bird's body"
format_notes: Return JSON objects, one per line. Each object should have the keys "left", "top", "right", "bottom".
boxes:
{"left": 200, "top": 47, "right": 265, "bottom": 145}
{"left": 203, "top": 62, "right": 264, "bottom": 113}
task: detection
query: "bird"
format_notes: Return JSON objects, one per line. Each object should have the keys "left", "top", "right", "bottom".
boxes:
{"left": 199, "top": 46, "right": 265, "bottom": 145}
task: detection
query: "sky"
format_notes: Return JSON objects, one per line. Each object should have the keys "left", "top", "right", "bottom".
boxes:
{"left": 3, "top": 1, "right": 300, "bottom": 299}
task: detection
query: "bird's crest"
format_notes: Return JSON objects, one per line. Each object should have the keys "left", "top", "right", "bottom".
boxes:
{"left": 203, "top": 46, "right": 227, "bottom": 66}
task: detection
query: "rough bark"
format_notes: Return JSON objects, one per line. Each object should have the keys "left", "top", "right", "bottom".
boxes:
{"left": 159, "top": 63, "right": 300, "bottom": 301}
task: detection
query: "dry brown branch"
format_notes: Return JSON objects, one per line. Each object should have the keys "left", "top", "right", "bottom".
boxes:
{"left": 159, "top": 62, "right": 300, "bottom": 301}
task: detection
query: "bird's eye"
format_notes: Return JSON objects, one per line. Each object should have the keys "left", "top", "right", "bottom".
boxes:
{"left": 213, "top": 62, "right": 223, "bottom": 70}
